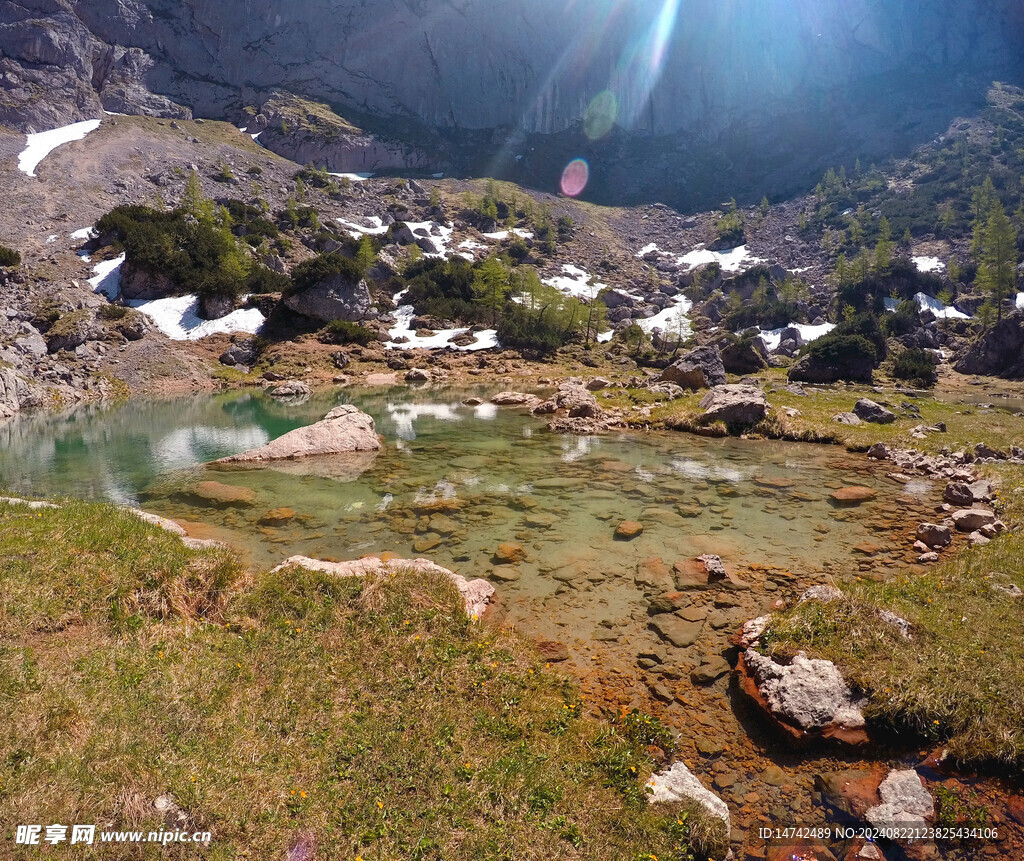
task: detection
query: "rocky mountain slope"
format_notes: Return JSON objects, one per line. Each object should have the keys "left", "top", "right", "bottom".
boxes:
{"left": 2, "top": 1, "right": 1024, "bottom": 207}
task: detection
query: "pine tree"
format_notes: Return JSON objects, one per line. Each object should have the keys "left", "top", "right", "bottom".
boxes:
{"left": 975, "top": 201, "right": 1018, "bottom": 321}
{"left": 873, "top": 215, "right": 893, "bottom": 275}
{"left": 472, "top": 256, "right": 509, "bottom": 325}
{"left": 355, "top": 235, "right": 377, "bottom": 274}
{"left": 970, "top": 176, "right": 997, "bottom": 260}
{"left": 182, "top": 171, "right": 214, "bottom": 224}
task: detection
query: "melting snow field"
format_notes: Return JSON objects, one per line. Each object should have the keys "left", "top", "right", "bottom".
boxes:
{"left": 482, "top": 228, "right": 534, "bottom": 241}
{"left": 385, "top": 305, "right": 497, "bottom": 352}
{"left": 757, "top": 322, "right": 836, "bottom": 353}
{"left": 128, "top": 296, "right": 266, "bottom": 341}
{"left": 18, "top": 119, "right": 102, "bottom": 177}
{"left": 677, "top": 245, "right": 763, "bottom": 273}
{"left": 405, "top": 221, "right": 455, "bottom": 257}
{"left": 88, "top": 254, "right": 126, "bottom": 298}
{"left": 636, "top": 297, "right": 693, "bottom": 338}
{"left": 914, "top": 292, "right": 969, "bottom": 319}
{"left": 912, "top": 256, "right": 945, "bottom": 273}
{"left": 329, "top": 172, "right": 372, "bottom": 182}
{"left": 336, "top": 216, "right": 389, "bottom": 238}
{"left": 542, "top": 264, "right": 607, "bottom": 299}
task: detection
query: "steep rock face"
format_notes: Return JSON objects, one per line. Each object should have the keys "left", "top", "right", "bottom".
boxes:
{"left": 2, "top": 1, "right": 1023, "bottom": 202}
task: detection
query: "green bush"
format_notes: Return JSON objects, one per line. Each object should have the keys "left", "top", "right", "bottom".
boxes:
{"left": 319, "top": 319, "right": 377, "bottom": 346}
{"left": 289, "top": 252, "right": 365, "bottom": 295}
{"left": 495, "top": 308, "right": 565, "bottom": 353}
{"left": 892, "top": 347, "right": 938, "bottom": 386}
{"left": 806, "top": 333, "right": 877, "bottom": 371}
{"left": 0, "top": 244, "right": 20, "bottom": 267}
{"left": 97, "top": 304, "right": 129, "bottom": 321}
{"left": 95, "top": 204, "right": 269, "bottom": 302}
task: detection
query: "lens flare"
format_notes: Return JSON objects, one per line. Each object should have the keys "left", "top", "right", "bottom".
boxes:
{"left": 583, "top": 90, "right": 618, "bottom": 140}
{"left": 560, "top": 159, "right": 590, "bottom": 197}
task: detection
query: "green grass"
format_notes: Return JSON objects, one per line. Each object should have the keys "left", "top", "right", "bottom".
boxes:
{"left": 763, "top": 465, "right": 1024, "bottom": 768}
{"left": 0, "top": 500, "right": 724, "bottom": 860}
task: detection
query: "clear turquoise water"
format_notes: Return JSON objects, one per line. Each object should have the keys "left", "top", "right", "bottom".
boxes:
{"left": 0, "top": 386, "right": 914, "bottom": 642}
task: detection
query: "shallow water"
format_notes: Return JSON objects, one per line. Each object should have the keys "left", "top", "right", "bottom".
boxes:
{"left": 0, "top": 386, "right": 913, "bottom": 608}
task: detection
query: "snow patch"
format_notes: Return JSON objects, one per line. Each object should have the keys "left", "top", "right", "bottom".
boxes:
{"left": 328, "top": 171, "right": 372, "bottom": 182}
{"left": 336, "top": 215, "right": 389, "bottom": 238}
{"left": 88, "top": 253, "right": 125, "bottom": 298}
{"left": 70, "top": 227, "right": 97, "bottom": 241}
{"left": 636, "top": 242, "right": 660, "bottom": 257}
{"left": 912, "top": 256, "right": 945, "bottom": 274}
{"left": 129, "top": 295, "right": 266, "bottom": 341}
{"left": 18, "top": 119, "right": 102, "bottom": 177}
{"left": 914, "top": 292, "right": 969, "bottom": 319}
{"left": 542, "top": 264, "right": 607, "bottom": 299}
{"left": 758, "top": 322, "right": 836, "bottom": 353}
{"left": 1015, "top": 292, "right": 1024, "bottom": 310}
{"left": 677, "top": 244, "right": 763, "bottom": 273}
{"left": 384, "top": 305, "right": 497, "bottom": 352}
{"left": 405, "top": 221, "right": 455, "bottom": 258}
{"left": 636, "top": 296, "right": 693, "bottom": 338}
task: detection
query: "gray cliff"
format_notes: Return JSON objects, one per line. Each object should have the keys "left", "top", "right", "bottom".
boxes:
{"left": 2, "top": 0, "right": 1023, "bottom": 205}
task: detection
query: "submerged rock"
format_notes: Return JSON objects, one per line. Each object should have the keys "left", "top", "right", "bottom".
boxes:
{"left": 214, "top": 405, "right": 381, "bottom": 464}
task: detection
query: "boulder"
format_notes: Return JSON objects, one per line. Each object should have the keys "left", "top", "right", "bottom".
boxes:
{"left": 941, "top": 482, "right": 974, "bottom": 506}
{"left": 271, "top": 555, "right": 494, "bottom": 618}
{"left": 492, "top": 542, "right": 526, "bottom": 564}
{"left": 284, "top": 275, "right": 375, "bottom": 324}
{"left": 646, "top": 761, "right": 730, "bottom": 840}
{"left": 832, "top": 412, "right": 862, "bottom": 426}
{"left": 267, "top": 380, "right": 312, "bottom": 400}
{"left": 953, "top": 312, "right": 1024, "bottom": 378}
{"left": 214, "top": 405, "right": 381, "bottom": 463}
{"left": 738, "top": 649, "right": 869, "bottom": 745}
{"left": 585, "top": 377, "right": 612, "bottom": 391}
{"left": 951, "top": 508, "right": 996, "bottom": 532}
{"left": 491, "top": 391, "right": 543, "bottom": 407}
{"left": 0, "top": 368, "right": 24, "bottom": 419}
{"left": 657, "top": 345, "right": 726, "bottom": 390}
{"left": 720, "top": 336, "right": 768, "bottom": 374}
{"left": 852, "top": 398, "right": 896, "bottom": 424}
{"left": 614, "top": 520, "right": 644, "bottom": 540}
{"left": 915, "top": 523, "right": 952, "bottom": 549}
{"left": 404, "top": 368, "right": 431, "bottom": 382}
{"left": 865, "top": 769, "right": 934, "bottom": 830}
{"left": 699, "top": 383, "right": 768, "bottom": 425}
{"left": 220, "top": 340, "right": 258, "bottom": 367}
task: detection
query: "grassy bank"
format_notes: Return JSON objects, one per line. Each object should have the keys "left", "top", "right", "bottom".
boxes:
{"left": 0, "top": 500, "right": 724, "bottom": 859}
{"left": 603, "top": 370, "right": 1024, "bottom": 455}
{"left": 763, "top": 465, "right": 1024, "bottom": 768}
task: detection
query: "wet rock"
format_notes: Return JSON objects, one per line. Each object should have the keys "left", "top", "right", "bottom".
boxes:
{"left": 258, "top": 507, "right": 296, "bottom": 526}
{"left": 190, "top": 481, "right": 256, "bottom": 507}
{"left": 272, "top": 555, "right": 495, "bottom": 618}
{"left": 691, "top": 655, "right": 731, "bottom": 685}
{"left": 646, "top": 761, "right": 731, "bottom": 840}
{"left": 492, "top": 542, "right": 526, "bottom": 564}
{"left": 656, "top": 344, "right": 726, "bottom": 390}
{"left": 536, "top": 640, "right": 569, "bottom": 662}
{"left": 699, "top": 383, "right": 768, "bottom": 425}
{"left": 844, "top": 840, "right": 885, "bottom": 860}
{"left": 942, "top": 481, "right": 975, "bottom": 506}
{"left": 488, "top": 565, "right": 522, "bottom": 582}
{"left": 865, "top": 769, "right": 934, "bottom": 830}
{"left": 951, "top": 508, "right": 996, "bottom": 532}
{"left": 830, "top": 486, "right": 877, "bottom": 505}
{"left": 853, "top": 398, "right": 896, "bottom": 424}
{"left": 738, "top": 649, "right": 869, "bottom": 745}
{"left": 650, "top": 614, "right": 704, "bottom": 648}
{"left": 815, "top": 767, "right": 888, "bottom": 819}
{"left": 615, "top": 520, "right": 644, "bottom": 540}
{"left": 915, "top": 523, "right": 951, "bottom": 549}
{"left": 215, "top": 405, "right": 381, "bottom": 463}
{"left": 636, "top": 556, "right": 674, "bottom": 592}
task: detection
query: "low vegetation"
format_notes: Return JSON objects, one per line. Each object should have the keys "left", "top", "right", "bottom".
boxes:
{"left": 763, "top": 466, "right": 1024, "bottom": 768}
{"left": 0, "top": 244, "right": 20, "bottom": 267}
{"left": 0, "top": 499, "right": 725, "bottom": 860}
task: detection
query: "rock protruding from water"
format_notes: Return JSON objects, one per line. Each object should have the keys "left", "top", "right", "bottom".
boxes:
{"left": 738, "top": 648, "right": 869, "bottom": 746}
{"left": 646, "top": 761, "right": 731, "bottom": 841}
{"left": 699, "top": 383, "right": 768, "bottom": 425}
{"left": 270, "top": 555, "right": 494, "bottom": 618}
{"left": 215, "top": 405, "right": 381, "bottom": 463}
{"left": 656, "top": 345, "right": 726, "bottom": 390}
